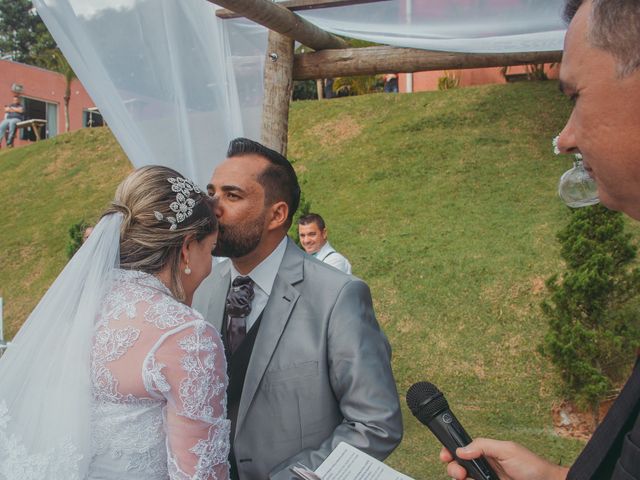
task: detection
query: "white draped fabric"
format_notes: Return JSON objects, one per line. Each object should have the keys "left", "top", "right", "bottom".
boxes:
{"left": 301, "top": 1, "right": 565, "bottom": 53}
{"left": 32, "top": 0, "right": 566, "bottom": 184}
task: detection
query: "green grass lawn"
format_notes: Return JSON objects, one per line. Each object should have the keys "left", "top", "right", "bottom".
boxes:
{"left": 0, "top": 128, "right": 132, "bottom": 339}
{"left": 288, "top": 81, "right": 639, "bottom": 477}
{"left": 2, "top": 80, "right": 638, "bottom": 478}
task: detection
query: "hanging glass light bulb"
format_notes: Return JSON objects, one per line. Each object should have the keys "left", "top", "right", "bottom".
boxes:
{"left": 553, "top": 136, "right": 599, "bottom": 208}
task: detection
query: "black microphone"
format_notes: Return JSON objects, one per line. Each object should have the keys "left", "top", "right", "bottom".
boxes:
{"left": 406, "top": 381, "right": 499, "bottom": 480}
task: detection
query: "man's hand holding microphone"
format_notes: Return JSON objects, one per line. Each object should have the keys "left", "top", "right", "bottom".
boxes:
{"left": 439, "top": 438, "right": 569, "bottom": 480}
{"left": 406, "top": 381, "right": 569, "bottom": 480}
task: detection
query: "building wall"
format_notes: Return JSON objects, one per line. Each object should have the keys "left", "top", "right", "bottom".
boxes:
{"left": 0, "top": 59, "right": 96, "bottom": 147}
{"left": 399, "top": 64, "right": 560, "bottom": 93}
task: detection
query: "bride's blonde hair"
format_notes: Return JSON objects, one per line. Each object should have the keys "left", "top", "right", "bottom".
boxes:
{"left": 102, "top": 165, "right": 217, "bottom": 301}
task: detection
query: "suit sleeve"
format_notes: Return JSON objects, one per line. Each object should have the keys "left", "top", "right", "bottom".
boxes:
{"left": 269, "top": 279, "right": 403, "bottom": 479}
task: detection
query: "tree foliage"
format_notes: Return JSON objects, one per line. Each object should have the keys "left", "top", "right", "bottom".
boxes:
{"left": 1, "top": 2, "right": 77, "bottom": 131}
{"left": 37, "top": 47, "right": 76, "bottom": 131}
{"left": 0, "top": 0, "right": 56, "bottom": 66}
{"left": 542, "top": 205, "right": 640, "bottom": 412}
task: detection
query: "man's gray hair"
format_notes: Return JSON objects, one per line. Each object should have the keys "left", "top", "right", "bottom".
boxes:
{"left": 565, "top": 0, "right": 640, "bottom": 76}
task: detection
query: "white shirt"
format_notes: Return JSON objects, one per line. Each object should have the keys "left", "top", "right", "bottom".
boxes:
{"left": 229, "top": 236, "right": 288, "bottom": 331}
{"left": 314, "top": 241, "right": 352, "bottom": 274}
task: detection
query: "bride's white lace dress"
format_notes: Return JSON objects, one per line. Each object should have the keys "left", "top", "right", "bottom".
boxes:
{"left": 89, "top": 269, "right": 230, "bottom": 479}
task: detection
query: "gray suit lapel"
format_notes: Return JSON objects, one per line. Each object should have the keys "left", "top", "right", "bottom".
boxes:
{"left": 236, "top": 240, "right": 303, "bottom": 435}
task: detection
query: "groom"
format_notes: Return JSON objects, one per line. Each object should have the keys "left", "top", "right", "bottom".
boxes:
{"left": 194, "top": 138, "right": 402, "bottom": 480}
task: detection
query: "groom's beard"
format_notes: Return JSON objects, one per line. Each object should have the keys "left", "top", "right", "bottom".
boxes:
{"left": 213, "top": 216, "right": 264, "bottom": 258}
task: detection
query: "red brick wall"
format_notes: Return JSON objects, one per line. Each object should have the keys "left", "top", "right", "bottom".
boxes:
{"left": 399, "top": 64, "right": 560, "bottom": 93}
{"left": 0, "top": 59, "right": 96, "bottom": 147}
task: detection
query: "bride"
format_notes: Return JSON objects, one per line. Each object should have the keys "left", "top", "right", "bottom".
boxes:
{"left": 0, "top": 166, "right": 229, "bottom": 479}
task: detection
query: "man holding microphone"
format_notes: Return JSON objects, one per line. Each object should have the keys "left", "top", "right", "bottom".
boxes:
{"left": 442, "top": 1, "right": 640, "bottom": 478}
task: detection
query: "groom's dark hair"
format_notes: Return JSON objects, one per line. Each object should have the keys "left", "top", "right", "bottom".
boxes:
{"left": 227, "top": 137, "right": 301, "bottom": 226}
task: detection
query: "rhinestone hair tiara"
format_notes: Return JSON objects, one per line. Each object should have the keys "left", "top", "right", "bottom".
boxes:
{"left": 154, "top": 177, "right": 202, "bottom": 230}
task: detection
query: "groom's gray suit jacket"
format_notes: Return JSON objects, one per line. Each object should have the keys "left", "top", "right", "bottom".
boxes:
{"left": 193, "top": 238, "right": 402, "bottom": 479}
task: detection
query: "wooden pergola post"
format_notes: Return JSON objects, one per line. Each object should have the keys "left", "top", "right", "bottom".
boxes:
{"left": 316, "top": 79, "right": 325, "bottom": 100}
{"left": 261, "top": 31, "right": 295, "bottom": 155}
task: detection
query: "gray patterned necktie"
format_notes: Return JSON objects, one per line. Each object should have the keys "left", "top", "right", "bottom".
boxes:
{"left": 225, "top": 275, "right": 255, "bottom": 354}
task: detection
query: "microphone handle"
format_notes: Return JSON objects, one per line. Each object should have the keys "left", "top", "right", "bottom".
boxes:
{"left": 426, "top": 409, "right": 499, "bottom": 480}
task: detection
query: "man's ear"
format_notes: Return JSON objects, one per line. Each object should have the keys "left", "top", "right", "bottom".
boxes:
{"left": 321, "top": 228, "right": 328, "bottom": 241}
{"left": 267, "top": 201, "right": 289, "bottom": 231}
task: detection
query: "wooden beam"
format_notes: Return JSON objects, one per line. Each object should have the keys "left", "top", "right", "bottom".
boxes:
{"left": 293, "top": 46, "right": 563, "bottom": 80}
{"left": 208, "top": 0, "right": 348, "bottom": 50}
{"left": 261, "top": 32, "right": 295, "bottom": 155}
{"left": 216, "top": 0, "right": 390, "bottom": 19}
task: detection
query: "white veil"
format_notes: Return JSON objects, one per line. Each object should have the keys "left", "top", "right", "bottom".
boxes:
{"left": 0, "top": 212, "right": 123, "bottom": 479}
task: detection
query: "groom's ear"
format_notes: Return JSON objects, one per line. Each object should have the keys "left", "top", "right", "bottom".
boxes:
{"left": 267, "top": 200, "right": 289, "bottom": 231}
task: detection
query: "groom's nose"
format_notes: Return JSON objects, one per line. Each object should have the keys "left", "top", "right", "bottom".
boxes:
{"left": 211, "top": 196, "right": 223, "bottom": 218}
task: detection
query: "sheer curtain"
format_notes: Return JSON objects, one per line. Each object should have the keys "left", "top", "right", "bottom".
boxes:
{"left": 33, "top": 0, "right": 265, "bottom": 184}
{"left": 299, "top": 0, "right": 565, "bottom": 53}
{"left": 32, "top": 0, "right": 565, "bottom": 183}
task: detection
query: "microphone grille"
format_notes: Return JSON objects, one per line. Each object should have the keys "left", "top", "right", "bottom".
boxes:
{"left": 406, "top": 381, "right": 449, "bottom": 419}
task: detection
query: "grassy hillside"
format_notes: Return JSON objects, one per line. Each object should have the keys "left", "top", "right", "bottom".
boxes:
{"left": 288, "top": 81, "right": 626, "bottom": 477}
{"left": 2, "top": 81, "right": 636, "bottom": 478}
{"left": 0, "top": 128, "right": 132, "bottom": 338}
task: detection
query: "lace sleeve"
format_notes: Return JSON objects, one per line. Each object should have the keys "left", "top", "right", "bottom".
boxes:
{"left": 144, "top": 319, "right": 230, "bottom": 480}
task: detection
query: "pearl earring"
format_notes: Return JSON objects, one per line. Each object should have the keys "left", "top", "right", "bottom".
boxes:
{"left": 184, "top": 264, "right": 192, "bottom": 275}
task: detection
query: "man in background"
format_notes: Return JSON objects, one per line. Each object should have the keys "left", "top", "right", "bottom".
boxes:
{"left": 298, "top": 213, "right": 352, "bottom": 274}
{"left": 0, "top": 95, "right": 23, "bottom": 148}
{"left": 442, "top": 1, "right": 640, "bottom": 479}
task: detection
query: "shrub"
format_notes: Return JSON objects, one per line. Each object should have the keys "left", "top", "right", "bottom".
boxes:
{"left": 66, "top": 219, "right": 90, "bottom": 259}
{"left": 289, "top": 182, "right": 312, "bottom": 248}
{"left": 285, "top": 158, "right": 312, "bottom": 247}
{"left": 332, "top": 75, "right": 382, "bottom": 96}
{"left": 293, "top": 80, "right": 317, "bottom": 101}
{"left": 541, "top": 205, "right": 640, "bottom": 416}
{"left": 525, "top": 64, "right": 548, "bottom": 81}
{"left": 437, "top": 71, "right": 460, "bottom": 91}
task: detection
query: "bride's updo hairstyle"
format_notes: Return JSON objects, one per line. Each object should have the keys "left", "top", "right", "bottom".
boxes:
{"left": 102, "top": 165, "right": 217, "bottom": 301}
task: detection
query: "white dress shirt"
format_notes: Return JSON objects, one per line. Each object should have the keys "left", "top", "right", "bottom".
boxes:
{"left": 229, "top": 236, "right": 288, "bottom": 331}
{"left": 314, "top": 241, "right": 352, "bottom": 275}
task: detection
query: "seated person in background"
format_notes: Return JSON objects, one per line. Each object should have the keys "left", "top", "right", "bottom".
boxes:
{"left": 298, "top": 213, "right": 352, "bottom": 274}
{"left": 0, "top": 95, "right": 24, "bottom": 148}
{"left": 383, "top": 73, "right": 399, "bottom": 93}
{"left": 442, "top": 1, "right": 640, "bottom": 479}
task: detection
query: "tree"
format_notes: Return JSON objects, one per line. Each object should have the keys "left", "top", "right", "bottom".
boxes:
{"left": 0, "top": 0, "right": 56, "bottom": 66}
{"left": 38, "top": 48, "right": 76, "bottom": 132}
{"left": 542, "top": 205, "right": 640, "bottom": 420}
